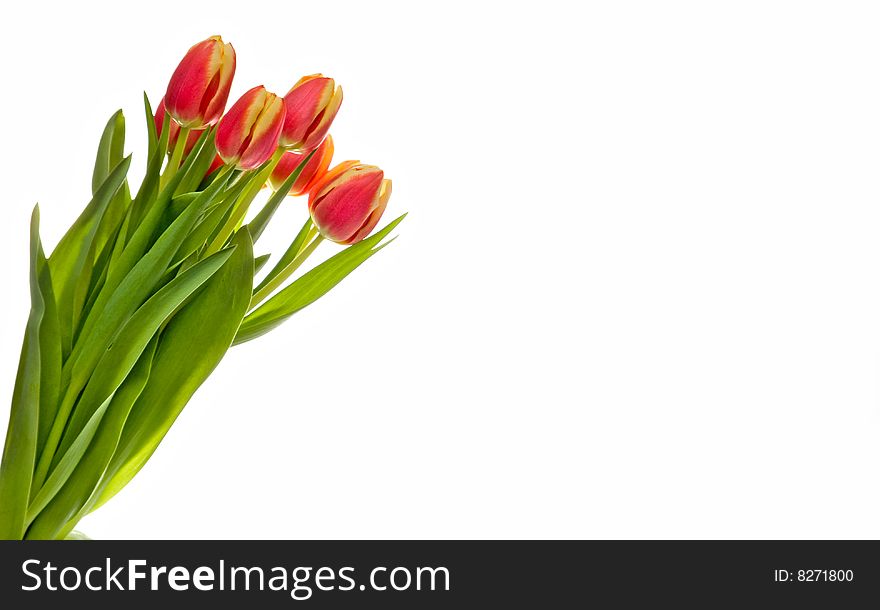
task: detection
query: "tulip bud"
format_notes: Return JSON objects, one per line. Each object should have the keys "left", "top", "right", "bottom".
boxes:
{"left": 165, "top": 36, "right": 236, "bottom": 129}
{"left": 154, "top": 97, "right": 203, "bottom": 155}
{"left": 308, "top": 163, "right": 392, "bottom": 245}
{"left": 215, "top": 86, "right": 286, "bottom": 170}
{"left": 279, "top": 75, "right": 342, "bottom": 152}
{"left": 269, "top": 135, "right": 334, "bottom": 196}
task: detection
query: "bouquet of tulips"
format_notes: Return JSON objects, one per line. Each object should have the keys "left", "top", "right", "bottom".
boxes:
{"left": 0, "top": 36, "right": 402, "bottom": 540}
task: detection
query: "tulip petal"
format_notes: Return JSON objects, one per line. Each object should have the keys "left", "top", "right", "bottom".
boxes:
{"left": 346, "top": 179, "right": 391, "bottom": 244}
{"left": 301, "top": 85, "right": 342, "bottom": 152}
{"left": 200, "top": 42, "right": 236, "bottom": 126}
{"left": 308, "top": 160, "right": 360, "bottom": 196}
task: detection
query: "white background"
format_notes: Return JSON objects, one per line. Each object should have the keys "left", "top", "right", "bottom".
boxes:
{"left": 1, "top": 1, "right": 879, "bottom": 539}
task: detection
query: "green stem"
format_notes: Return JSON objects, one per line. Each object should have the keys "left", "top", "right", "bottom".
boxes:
{"left": 206, "top": 149, "right": 284, "bottom": 255}
{"left": 249, "top": 235, "right": 323, "bottom": 309}
{"left": 159, "top": 126, "right": 191, "bottom": 190}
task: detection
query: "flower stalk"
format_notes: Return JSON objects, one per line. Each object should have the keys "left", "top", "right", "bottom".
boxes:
{"left": 159, "top": 125, "right": 191, "bottom": 190}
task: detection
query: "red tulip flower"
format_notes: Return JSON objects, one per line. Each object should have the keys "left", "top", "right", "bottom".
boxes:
{"left": 165, "top": 36, "right": 236, "bottom": 129}
{"left": 269, "top": 135, "right": 334, "bottom": 196}
{"left": 308, "top": 163, "right": 392, "bottom": 245}
{"left": 215, "top": 86, "right": 286, "bottom": 170}
{"left": 279, "top": 75, "right": 342, "bottom": 152}
{"left": 154, "top": 97, "right": 203, "bottom": 155}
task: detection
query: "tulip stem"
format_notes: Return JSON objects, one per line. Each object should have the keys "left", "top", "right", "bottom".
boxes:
{"left": 249, "top": 235, "right": 324, "bottom": 309}
{"left": 206, "top": 150, "right": 285, "bottom": 255}
{"left": 160, "top": 127, "right": 191, "bottom": 190}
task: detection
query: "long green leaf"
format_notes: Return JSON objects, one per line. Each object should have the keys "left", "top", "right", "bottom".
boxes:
{"left": 125, "top": 110, "right": 169, "bottom": 241}
{"left": 49, "top": 156, "right": 132, "bottom": 357}
{"left": 73, "top": 193, "right": 131, "bottom": 343}
{"left": 71, "top": 201, "right": 124, "bottom": 343}
{"left": 32, "top": 190, "right": 231, "bottom": 491}
{"left": 92, "top": 229, "right": 254, "bottom": 510}
{"left": 25, "top": 394, "right": 114, "bottom": 530}
{"left": 72, "top": 172, "right": 231, "bottom": 391}
{"left": 206, "top": 158, "right": 279, "bottom": 254}
{"left": 91, "top": 111, "right": 130, "bottom": 265}
{"left": 107, "top": 160, "right": 230, "bottom": 307}
{"left": 143, "top": 92, "right": 158, "bottom": 162}
{"left": 75, "top": 112, "right": 132, "bottom": 337}
{"left": 234, "top": 214, "right": 405, "bottom": 345}
{"left": 173, "top": 174, "right": 248, "bottom": 264}
{"left": 252, "top": 217, "right": 313, "bottom": 296}
{"left": 55, "top": 247, "right": 236, "bottom": 460}
{"left": 0, "top": 207, "right": 45, "bottom": 539}
{"left": 26, "top": 339, "right": 157, "bottom": 539}
{"left": 35, "top": 241, "right": 61, "bottom": 463}
{"left": 92, "top": 110, "right": 126, "bottom": 195}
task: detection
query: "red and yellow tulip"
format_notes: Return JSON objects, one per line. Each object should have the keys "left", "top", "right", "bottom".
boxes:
{"left": 165, "top": 35, "right": 236, "bottom": 129}
{"left": 279, "top": 75, "right": 342, "bottom": 152}
{"left": 154, "top": 97, "right": 203, "bottom": 155}
{"left": 308, "top": 163, "right": 391, "bottom": 244}
{"left": 215, "top": 86, "right": 286, "bottom": 170}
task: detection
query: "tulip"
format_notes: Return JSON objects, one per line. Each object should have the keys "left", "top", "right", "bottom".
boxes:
{"left": 279, "top": 75, "right": 342, "bottom": 152}
{"left": 215, "top": 86, "right": 286, "bottom": 170}
{"left": 308, "top": 163, "right": 392, "bottom": 245}
{"left": 154, "top": 97, "right": 203, "bottom": 155}
{"left": 269, "top": 135, "right": 334, "bottom": 195}
{"left": 165, "top": 36, "right": 236, "bottom": 129}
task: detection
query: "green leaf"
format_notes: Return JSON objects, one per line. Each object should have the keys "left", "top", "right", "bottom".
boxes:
{"left": 55, "top": 247, "right": 236, "bottom": 460}
{"left": 173, "top": 173, "right": 248, "bottom": 264}
{"left": 126, "top": 110, "right": 169, "bottom": 240}
{"left": 49, "top": 156, "right": 132, "bottom": 358}
{"left": 115, "top": 159, "right": 229, "bottom": 293}
{"left": 108, "top": 207, "right": 132, "bottom": 271}
{"left": 73, "top": 194, "right": 131, "bottom": 343}
{"left": 73, "top": 187, "right": 132, "bottom": 339}
{"left": 35, "top": 244, "right": 61, "bottom": 463}
{"left": 25, "top": 394, "right": 114, "bottom": 531}
{"left": 92, "top": 229, "right": 254, "bottom": 511}
{"left": 169, "top": 192, "right": 200, "bottom": 218}
{"left": 251, "top": 217, "right": 313, "bottom": 300}
{"left": 234, "top": 214, "right": 406, "bottom": 345}
{"left": 82, "top": 111, "right": 131, "bottom": 321}
{"left": 89, "top": 112, "right": 129, "bottom": 265}
{"left": 73, "top": 171, "right": 232, "bottom": 388}
{"left": 206, "top": 157, "right": 279, "bottom": 254}
{"left": 143, "top": 93, "right": 158, "bottom": 163}
{"left": 92, "top": 110, "right": 125, "bottom": 195}
{"left": 0, "top": 207, "right": 45, "bottom": 539}
{"left": 254, "top": 253, "right": 271, "bottom": 275}
{"left": 248, "top": 149, "right": 315, "bottom": 244}
{"left": 26, "top": 339, "right": 157, "bottom": 539}
{"left": 32, "top": 183, "right": 231, "bottom": 491}
{"left": 174, "top": 129, "right": 217, "bottom": 195}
